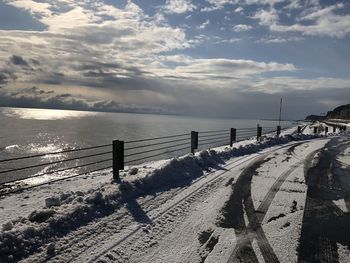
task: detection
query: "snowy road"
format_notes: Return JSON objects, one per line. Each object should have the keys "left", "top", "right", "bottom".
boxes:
{"left": 73, "top": 140, "right": 324, "bottom": 263}
{"left": 298, "top": 136, "right": 350, "bottom": 262}
{"left": 138, "top": 139, "right": 328, "bottom": 263}
{"left": 2, "top": 132, "right": 350, "bottom": 262}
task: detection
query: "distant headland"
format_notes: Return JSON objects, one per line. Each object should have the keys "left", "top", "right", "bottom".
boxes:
{"left": 306, "top": 104, "right": 350, "bottom": 121}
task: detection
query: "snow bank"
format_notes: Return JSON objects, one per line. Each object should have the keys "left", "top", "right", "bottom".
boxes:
{"left": 0, "top": 133, "right": 317, "bottom": 262}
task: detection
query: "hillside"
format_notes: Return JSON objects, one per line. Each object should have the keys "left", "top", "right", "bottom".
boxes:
{"left": 326, "top": 104, "right": 350, "bottom": 119}
{"left": 306, "top": 103, "right": 350, "bottom": 121}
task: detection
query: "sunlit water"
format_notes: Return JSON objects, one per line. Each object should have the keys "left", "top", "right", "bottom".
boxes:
{"left": 0, "top": 107, "right": 294, "bottom": 186}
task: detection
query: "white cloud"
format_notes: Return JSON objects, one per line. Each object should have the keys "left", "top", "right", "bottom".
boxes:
{"left": 234, "top": 7, "right": 243, "bottom": 13}
{"left": 216, "top": 37, "right": 242, "bottom": 44}
{"left": 202, "top": 0, "right": 285, "bottom": 12}
{"left": 163, "top": 0, "right": 196, "bottom": 14}
{"left": 2, "top": 0, "right": 350, "bottom": 119}
{"left": 201, "top": 0, "right": 236, "bottom": 12}
{"left": 243, "top": 0, "right": 285, "bottom": 6}
{"left": 253, "top": 3, "right": 350, "bottom": 38}
{"left": 198, "top": 20, "right": 210, "bottom": 29}
{"left": 284, "top": 0, "right": 302, "bottom": 10}
{"left": 252, "top": 77, "right": 350, "bottom": 93}
{"left": 233, "top": 24, "right": 253, "bottom": 32}
{"left": 165, "top": 58, "right": 296, "bottom": 79}
{"left": 0, "top": 1, "right": 299, "bottom": 101}
{"left": 252, "top": 8, "right": 279, "bottom": 26}
{"left": 257, "top": 35, "right": 304, "bottom": 43}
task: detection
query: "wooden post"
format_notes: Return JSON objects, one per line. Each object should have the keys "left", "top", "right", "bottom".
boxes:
{"left": 277, "top": 126, "right": 281, "bottom": 136}
{"left": 230, "top": 128, "right": 236, "bottom": 147}
{"left": 298, "top": 126, "right": 302, "bottom": 134}
{"left": 113, "top": 140, "right": 124, "bottom": 180}
{"left": 257, "top": 124, "right": 262, "bottom": 141}
{"left": 333, "top": 126, "right": 336, "bottom": 133}
{"left": 191, "top": 131, "right": 198, "bottom": 154}
{"left": 325, "top": 127, "right": 328, "bottom": 135}
{"left": 314, "top": 127, "right": 318, "bottom": 134}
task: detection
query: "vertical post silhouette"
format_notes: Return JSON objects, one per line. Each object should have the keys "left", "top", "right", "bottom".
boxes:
{"left": 113, "top": 140, "right": 124, "bottom": 180}
{"left": 230, "top": 128, "right": 236, "bottom": 147}
{"left": 191, "top": 131, "right": 198, "bottom": 154}
{"left": 257, "top": 124, "right": 262, "bottom": 141}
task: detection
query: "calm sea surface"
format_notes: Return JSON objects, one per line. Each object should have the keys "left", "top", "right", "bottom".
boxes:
{"left": 0, "top": 107, "right": 294, "bottom": 185}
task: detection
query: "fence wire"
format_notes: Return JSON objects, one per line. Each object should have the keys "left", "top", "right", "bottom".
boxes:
{"left": 0, "top": 124, "right": 295, "bottom": 194}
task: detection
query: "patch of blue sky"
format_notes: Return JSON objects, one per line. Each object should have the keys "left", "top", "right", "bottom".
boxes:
{"left": 0, "top": 2, "right": 47, "bottom": 31}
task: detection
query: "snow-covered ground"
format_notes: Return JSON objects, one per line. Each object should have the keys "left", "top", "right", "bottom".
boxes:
{"left": 1, "top": 122, "right": 349, "bottom": 263}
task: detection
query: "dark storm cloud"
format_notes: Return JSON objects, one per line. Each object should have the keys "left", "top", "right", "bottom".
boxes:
{"left": 30, "top": 86, "right": 54, "bottom": 94}
{"left": 143, "top": 81, "right": 350, "bottom": 120}
{"left": 10, "top": 55, "right": 29, "bottom": 66}
{"left": 0, "top": 72, "right": 8, "bottom": 84}
{"left": 0, "top": 70, "right": 17, "bottom": 84}
{"left": 77, "top": 61, "right": 150, "bottom": 77}
{"left": 0, "top": 86, "right": 172, "bottom": 114}
{"left": 8, "top": 55, "right": 38, "bottom": 72}
{"left": 36, "top": 69, "right": 167, "bottom": 93}
{"left": 1, "top": 79, "right": 350, "bottom": 119}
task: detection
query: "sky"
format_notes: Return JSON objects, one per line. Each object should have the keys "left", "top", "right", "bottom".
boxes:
{"left": 0, "top": 0, "right": 349, "bottom": 119}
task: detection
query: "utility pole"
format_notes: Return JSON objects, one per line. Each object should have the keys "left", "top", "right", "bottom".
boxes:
{"left": 278, "top": 98, "right": 283, "bottom": 126}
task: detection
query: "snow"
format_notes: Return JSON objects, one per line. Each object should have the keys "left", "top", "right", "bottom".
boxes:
{"left": 0, "top": 122, "right": 349, "bottom": 262}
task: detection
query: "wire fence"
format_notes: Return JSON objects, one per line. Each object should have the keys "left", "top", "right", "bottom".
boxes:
{"left": 0, "top": 124, "right": 295, "bottom": 194}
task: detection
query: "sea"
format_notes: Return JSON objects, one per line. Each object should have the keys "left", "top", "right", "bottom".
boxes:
{"left": 0, "top": 107, "right": 295, "bottom": 186}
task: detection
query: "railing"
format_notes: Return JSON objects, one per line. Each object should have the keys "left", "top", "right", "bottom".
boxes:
{"left": 0, "top": 124, "right": 295, "bottom": 194}
{"left": 101, "top": 125, "right": 291, "bottom": 179}
{"left": 0, "top": 144, "right": 113, "bottom": 187}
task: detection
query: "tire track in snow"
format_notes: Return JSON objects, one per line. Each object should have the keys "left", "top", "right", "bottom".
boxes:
{"left": 22, "top": 141, "right": 311, "bottom": 263}
{"left": 298, "top": 137, "right": 350, "bottom": 263}
{"left": 90, "top": 154, "right": 262, "bottom": 263}
{"left": 222, "top": 153, "right": 280, "bottom": 263}
{"left": 90, "top": 142, "right": 307, "bottom": 263}
{"left": 220, "top": 142, "right": 318, "bottom": 263}
{"left": 34, "top": 154, "right": 260, "bottom": 263}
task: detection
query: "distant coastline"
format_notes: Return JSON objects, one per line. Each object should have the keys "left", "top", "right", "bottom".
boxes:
{"left": 305, "top": 103, "right": 350, "bottom": 121}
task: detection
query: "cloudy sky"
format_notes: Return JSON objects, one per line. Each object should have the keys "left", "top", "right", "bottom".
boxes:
{"left": 0, "top": 0, "right": 349, "bottom": 119}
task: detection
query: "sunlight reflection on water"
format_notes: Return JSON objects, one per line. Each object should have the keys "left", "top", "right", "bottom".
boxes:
{"left": 1, "top": 107, "right": 96, "bottom": 120}
{"left": 0, "top": 107, "right": 294, "bottom": 187}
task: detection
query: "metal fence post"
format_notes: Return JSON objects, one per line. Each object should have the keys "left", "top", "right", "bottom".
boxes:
{"left": 230, "top": 128, "right": 236, "bottom": 147}
{"left": 277, "top": 126, "right": 281, "bottom": 136}
{"left": 257, "top": 124, "right": 262, "bottom": 141}
{"left": 191, "top": 131, "right": 198, "bottom": 154}
{"left": 298, "top": 126, "right": 302, "bottom": 134}
{"left": 113, "top": 140, "right": 124, "bottom": 180}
